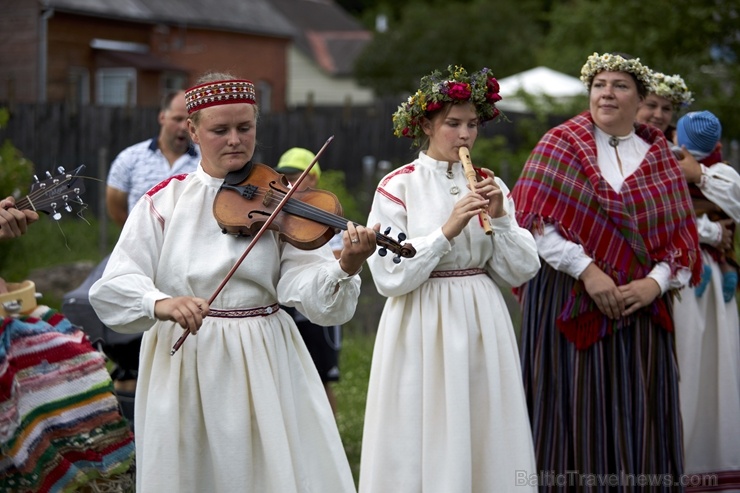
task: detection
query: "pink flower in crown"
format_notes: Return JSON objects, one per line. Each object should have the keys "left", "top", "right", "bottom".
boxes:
{"left": 426, "top": 101, "right": 443, "bottom": 113}
{"left": 447, "top": 82, "right": 472, "bottom": 100}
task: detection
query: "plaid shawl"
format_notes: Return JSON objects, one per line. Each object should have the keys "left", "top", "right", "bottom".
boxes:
{"left": 512, "top": 111, "right": 701, "bottom": 349}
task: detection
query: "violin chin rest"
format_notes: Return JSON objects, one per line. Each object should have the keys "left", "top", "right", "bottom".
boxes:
{"left": 223, "top": 160, "right": 255, "bottom": 185}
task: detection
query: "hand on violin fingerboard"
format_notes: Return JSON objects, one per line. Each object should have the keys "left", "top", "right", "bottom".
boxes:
{"left": 338, "top": 222, "right": 381, "bottom": 275}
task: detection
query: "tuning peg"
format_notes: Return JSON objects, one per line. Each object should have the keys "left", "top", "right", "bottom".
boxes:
{"left": 393, "top": 254, "right": 401, "bottom": 264}
{"left": 57, "top": 166, "right": 66, "bottom": 174}
{"left": 65, "top": 203, "right": 73, "bottom": 213}
{"left": 45, "top": 171, "right": 53, "bottom": 179}
{"left": 45, "top": 201, "right": 60, "bottom": 220}
{"left": 384, "top": 227, "right": 391, "bottom": 235}
{"left": 378, "top": 247, "right": 387, "bottom": 257}
{"left": 397, "top": 232, "right": 406, "bottom": 242}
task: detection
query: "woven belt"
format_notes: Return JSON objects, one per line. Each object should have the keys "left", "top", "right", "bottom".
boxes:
{"left": 207, "top": 303, "right": 280, "bottom": 318}
{"left": 429, "top": 268, "right": 487, "bottom": 278}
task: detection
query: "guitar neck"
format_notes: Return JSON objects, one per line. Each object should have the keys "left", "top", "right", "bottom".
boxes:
{"left": 15, "top": 196, "right": 32, "bottom": 211}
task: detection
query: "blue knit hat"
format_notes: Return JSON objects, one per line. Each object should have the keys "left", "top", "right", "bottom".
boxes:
{"left": 676, "top": 111, "right": 722, "bottom": 160}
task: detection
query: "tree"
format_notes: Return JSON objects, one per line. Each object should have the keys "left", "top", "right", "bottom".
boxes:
{"left": 539, "top": 0, "right": 740, "bottom": 139}
{"left": 353, "top": 0, "right": 546, "bottom": 96}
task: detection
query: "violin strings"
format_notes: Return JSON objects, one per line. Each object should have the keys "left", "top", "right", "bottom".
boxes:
{"left": 244, "top": 186, "right": 351, "bottom": 230}
{"left": 266, "top": 188, "right": 355, "bottom": 230}
{"left": 233, "top": 184, "right": 395, "bottom": 245}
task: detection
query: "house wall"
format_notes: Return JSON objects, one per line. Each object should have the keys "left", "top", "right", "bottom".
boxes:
{"left": 1, "top": 6, "right": 289, "bottom": 110}
{"left": 47, "top": 13, "right": 157, "bottom": 104}
{"left": 163, "top": 28, "right": 290, "bottom": 112}
{"left": 286, "top": 47, "right": 373, "bottom": 108}
{"left": 0, "top": 0, "right": 41, "bottom": 102}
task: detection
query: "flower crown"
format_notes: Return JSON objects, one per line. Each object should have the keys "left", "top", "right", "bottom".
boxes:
{"left": 392, "top": 65, "right": 503, "bottom": 146}
{"left": 651, "top": 71, "right": 693, "bottom": 108}
{"left": 580, "top": 52, "right": 654, "bottom": 93}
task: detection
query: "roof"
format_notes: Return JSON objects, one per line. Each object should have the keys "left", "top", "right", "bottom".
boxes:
{"left": 43, "top": 0, "right": 297, "bottom": 38}
{"left": 268, "top": 0, "right": 371, "bottom": 76}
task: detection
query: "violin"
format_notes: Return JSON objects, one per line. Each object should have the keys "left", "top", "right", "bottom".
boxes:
{"left": 172, "top": 141, "right": 413, "bottom": 356}
{"left": 213, "top": 162, "right": 416, "bottom": 263}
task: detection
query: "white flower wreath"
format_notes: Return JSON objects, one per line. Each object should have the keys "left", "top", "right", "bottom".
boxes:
{"left": 651, "top": 71, "right": 693, "bottom": 108}
{"left": 579, "top": 52, "right": 655, "bottom": 93}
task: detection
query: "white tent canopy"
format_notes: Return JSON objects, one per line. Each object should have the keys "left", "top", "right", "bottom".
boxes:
{"left": 496, "top": 66, "right": 587, "bottom": 112}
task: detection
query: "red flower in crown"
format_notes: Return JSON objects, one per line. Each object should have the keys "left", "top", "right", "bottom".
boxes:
{"left": 485, "top": 77, "right": 502, "bottom": 102}
{"left": 447, "top": 82, "right": 472, "bottom": 100}
{"left": 426, "top": 101, "right": 443, "bottom": 112}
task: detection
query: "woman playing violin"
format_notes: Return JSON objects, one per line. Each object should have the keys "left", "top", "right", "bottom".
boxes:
{"left": 90, "top": 72, "right": 377, "bottom": 493}
{"left": 358, "top": 66, "right": 540, "bottom": 493}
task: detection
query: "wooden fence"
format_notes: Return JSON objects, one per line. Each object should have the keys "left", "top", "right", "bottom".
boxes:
{"left": 0, "top": 101, "right": 541, "bottom": 333}
{"left": 0, "top": 100, "right": 533, "bottom": 218}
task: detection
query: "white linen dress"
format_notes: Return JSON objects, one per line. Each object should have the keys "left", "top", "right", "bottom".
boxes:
{"left": 673, "top": 162, "right": 740, "bottom": 485}
{"left": 89, "top": 165, "right": 358, "bottom": 493}
{"left": 358, "top": 152, "right": 540, "bottom": 493}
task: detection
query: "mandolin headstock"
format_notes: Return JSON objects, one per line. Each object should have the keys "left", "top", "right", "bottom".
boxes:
{"left": 24, "top": 165, "right": 87, "bottom": 220}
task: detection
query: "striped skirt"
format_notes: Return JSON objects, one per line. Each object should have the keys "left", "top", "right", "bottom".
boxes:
{"left": 519, "top": 264, "right": 684, "bottom": 492}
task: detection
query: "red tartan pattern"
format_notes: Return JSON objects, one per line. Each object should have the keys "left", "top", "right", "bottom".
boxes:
{"left": 512, "top": 111, "right": 701, "bottom": 349}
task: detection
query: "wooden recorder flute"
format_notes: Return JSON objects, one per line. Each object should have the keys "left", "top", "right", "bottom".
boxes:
{"left": 458, "top": 147, "right": 493, "bottom": 235}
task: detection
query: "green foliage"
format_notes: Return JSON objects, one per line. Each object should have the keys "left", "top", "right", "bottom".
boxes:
{"left": 354, "top": 0, "right": 544, "bottom": 96}
{"left": 320, "top": 169, "right": 364, "bottom": 223}
{"left": 0, "top": 107, "right": 34, "bottom": 199}
{"left": 539, "top": 0, "right": 740, "bottom": 138}
{"left": 353, "top": 0, "right": 740, "bottom": 139}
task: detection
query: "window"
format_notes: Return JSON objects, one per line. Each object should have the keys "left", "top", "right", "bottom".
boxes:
{"left": 67, "top": 67, "right": 90, "bottom": 105}
{"left": 161, "top": 72, "right": 186, "bottom": 93}
{"left": 96, "top": 68, "right": 136, "bottom": 106}
{"left": 256, "top": 80, "right": 272, "bottom": 113}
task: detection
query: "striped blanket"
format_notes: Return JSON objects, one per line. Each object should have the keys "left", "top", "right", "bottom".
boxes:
{"left": 0, "top": 307, "right": 134, "bottom": 493}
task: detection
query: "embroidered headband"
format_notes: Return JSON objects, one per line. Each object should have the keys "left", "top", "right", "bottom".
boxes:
{"left": 650, "top": 71, "right": 693, "bottom": 108}
{"left": 580, "top": 52, "right": 654, "bottom": 93}
{"left": 392, "top": 65, "right": 504, "bottom": 147}
{"left": 185, "top": 79, "right": 256, "bottom": 114}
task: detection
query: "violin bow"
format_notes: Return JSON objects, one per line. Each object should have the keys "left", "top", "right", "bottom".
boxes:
{"left": 171, "top": 136, "right": 334, "bottom": 355}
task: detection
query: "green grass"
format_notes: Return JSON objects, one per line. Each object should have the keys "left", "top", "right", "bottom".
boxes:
{"left": 334, "top": 326, "right": 375, "bottom": 484}
{"left": 0, "top": 216, "right": 116, "bottom": 279}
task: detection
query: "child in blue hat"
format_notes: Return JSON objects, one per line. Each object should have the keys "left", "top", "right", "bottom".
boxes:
{"left": 675, "top": 110, "right": 738, "bottom": 301}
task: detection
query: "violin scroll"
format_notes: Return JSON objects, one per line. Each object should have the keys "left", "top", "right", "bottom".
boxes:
{"left": 377, "top": 227, "right": 415, "bottom": 264}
